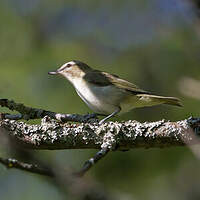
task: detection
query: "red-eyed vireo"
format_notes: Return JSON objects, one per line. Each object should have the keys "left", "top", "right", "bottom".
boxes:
{"left": 48, "top": 60, "right": 182, "bottom": 124}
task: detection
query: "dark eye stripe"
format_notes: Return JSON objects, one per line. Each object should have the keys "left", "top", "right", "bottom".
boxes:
{"left": 58, "top": 64, "right": 71, "bottom": 71}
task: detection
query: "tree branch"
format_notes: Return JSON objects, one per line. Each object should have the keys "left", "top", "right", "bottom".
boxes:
{"left": 76, "top": 147, "right": 110, "bottom": 176}
{"left": 0, "top": 156, "right": 113, "bottom": 199}
{"left": 0, "top": 148, "right": 109, "bottom": 178}
{"left": 0, "top": 157, "right": 54, "bottom": 177}
{"left": 1, "top": 98, "right": 200, "bottom": 167}
{"left": 0, "top": 115, "right": 199, "bottom": 150}
{"left": 0, "top": 99, "right": 98, "bottom": 123}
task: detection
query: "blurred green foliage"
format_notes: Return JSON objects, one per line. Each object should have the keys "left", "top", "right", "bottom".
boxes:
{"left": 0, "top": 0, "right": 200, "bottom": 199}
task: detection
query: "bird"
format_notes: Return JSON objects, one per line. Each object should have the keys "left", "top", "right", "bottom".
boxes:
{"left": 48, "top": 60, "right": 182, "bottom": 124}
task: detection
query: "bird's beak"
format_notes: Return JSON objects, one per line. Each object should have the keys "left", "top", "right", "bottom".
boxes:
{"left": 48, "top": 71, "right": 58, "bottom": 75}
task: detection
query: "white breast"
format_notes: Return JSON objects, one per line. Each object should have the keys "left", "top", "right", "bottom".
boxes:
{"left": 72, "top": 79, "right": 121, "bottom": 114}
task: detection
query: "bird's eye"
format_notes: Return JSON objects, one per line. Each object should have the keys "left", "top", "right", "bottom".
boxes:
{"left": 66, "top": 63, "right": 72, "bottom": 68}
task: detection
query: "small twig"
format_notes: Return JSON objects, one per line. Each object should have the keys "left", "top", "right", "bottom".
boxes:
{"left": 76, "top": 148, "right": 110, "bottom": 177}
{"left": 0, "top": 157, "right": 54, "bottom": 177}
{"left": 0, "top": 150, "right": 109, "bottom": 178}
{"left": 0, "top": 157, "right": 113, "bottom": 199}
{"left": 0, "top": 113, "right": 23, "bottom": 120}
{"left": 0, "top": 98, "right": 98, "bottom": 123}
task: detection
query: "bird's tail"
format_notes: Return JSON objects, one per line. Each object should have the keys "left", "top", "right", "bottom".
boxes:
{"left": 136, "top": 94, "right": 183, "bottom": 107}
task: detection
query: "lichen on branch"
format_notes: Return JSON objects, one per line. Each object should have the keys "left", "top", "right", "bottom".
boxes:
{"left": 0, "top": 116, "right": 198, "bottom": 150}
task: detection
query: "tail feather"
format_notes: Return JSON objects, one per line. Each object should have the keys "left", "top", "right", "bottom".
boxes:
{"left": 136, "top": 94, "right": 183, "bottom": 107}
{"left": 162, "top": 96, "right": 183, "bottom": 107}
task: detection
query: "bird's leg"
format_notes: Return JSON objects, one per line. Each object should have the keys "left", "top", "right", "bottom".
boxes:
{"left": 99, "top": 107, "right": 121, "bottom": 124}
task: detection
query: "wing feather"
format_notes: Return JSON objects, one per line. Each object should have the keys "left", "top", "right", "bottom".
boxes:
{"left": 83, "top": 70, "right": 149, "bottom": 94}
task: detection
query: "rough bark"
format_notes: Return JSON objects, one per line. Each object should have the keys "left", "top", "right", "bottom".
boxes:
{"left": 0, "top": 116, "right": 199, "bottom": 151}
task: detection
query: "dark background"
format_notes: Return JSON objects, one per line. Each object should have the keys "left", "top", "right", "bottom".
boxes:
{"left": 0, "top": 0, "right": 200, "bottom": 199}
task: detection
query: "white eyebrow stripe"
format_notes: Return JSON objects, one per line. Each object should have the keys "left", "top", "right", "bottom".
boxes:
{"left": 68, "top": 61, "right": 76, "bottom": 65}
{"left": 58, "top": 61, "right": 76, "bottom": 71}
{"left": 59, "top": 64, "right": 67, "bottom": 71}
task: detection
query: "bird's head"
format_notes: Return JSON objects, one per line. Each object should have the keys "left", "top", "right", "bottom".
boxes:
{"left": 48, "top": 60, "right": 92, "bottom": 81}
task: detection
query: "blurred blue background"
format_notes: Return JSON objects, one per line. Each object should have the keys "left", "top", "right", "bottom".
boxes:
{"left": 0, "top": 0, "right": 200, "bottom": 199}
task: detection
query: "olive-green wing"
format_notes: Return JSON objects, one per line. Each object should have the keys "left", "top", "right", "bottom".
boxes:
{"left": 105, "top": 72, "right": 149, "bottom": 94}
{"left": 83, "top": 70, "right": 149, "bottom": 94}
{"left": 83, "top": 70, "right": 113, "bottom": 86}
